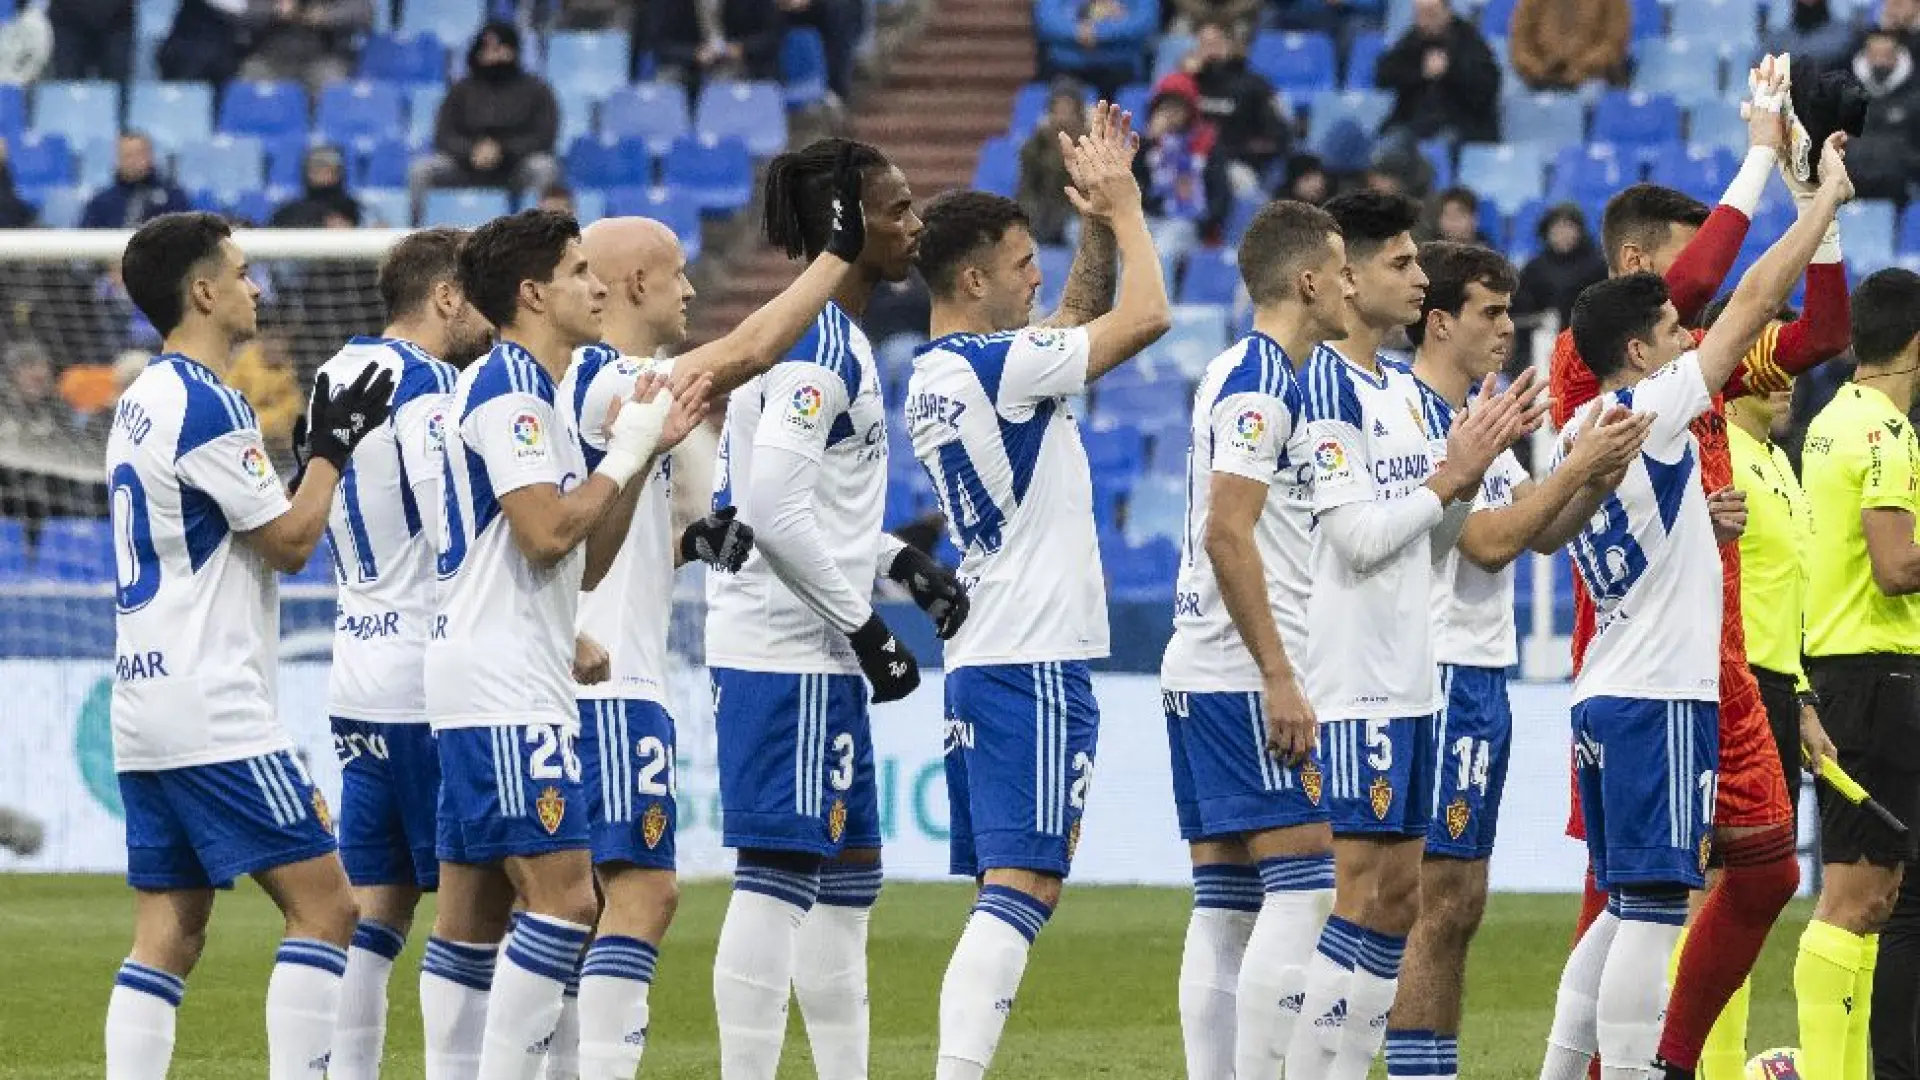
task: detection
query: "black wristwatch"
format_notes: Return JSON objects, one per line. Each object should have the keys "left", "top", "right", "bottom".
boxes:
{"left": 1798, "top": 690, "right": 1820, "bottom": 712}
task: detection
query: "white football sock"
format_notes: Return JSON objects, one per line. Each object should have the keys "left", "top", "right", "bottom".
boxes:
{"left": 936, "top": 885, "right": 1052, "bottom": 1080}
{"left": 421, "top": 937, "right": 498, "bottom": 1080}
{"left": 543, "top": 975, "right": 579, "bottom": 1080}
{"left": 794, "top": 867, "right": 880, "bottom": 1080}
{"left": 1236, "top": 856, "right": 1334, "bottom": 1080}
{"left": 477, "top": 914, "right": 591, "bottom": 1080}
{"left": 578, "top": 935, "right": 659, "bottom": 1080}
{"left": 1330, "top": 928, "right": 1405, "bottom": 1080}
{"left": 1540, "top": 911, "right": 1619, "bottom": 1080}
{"left": 333, "top": 920, "right": 407, "bottom": 1080}
{"left": 266, "top": 939, "right": 348, "bottom": 1080}
{"left": 715, "top": 864, "right": 820, "bottom": 1080}
{"left": 106, "top": 960, "right": 183, "bottom": 1080}
{"left": 1181, "top": 904, "right": 1254, "bottom": 1080}
{"left": 1284, "top": 914, "right": 1364, "bottom": 1080}
{"left": 1597, "top": 914, "right": 1683, "bottom": 1080}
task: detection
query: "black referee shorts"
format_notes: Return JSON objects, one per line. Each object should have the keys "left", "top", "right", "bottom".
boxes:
{"left": 1751, "top": 664, "right": 1803, "bottom": 834}
{"left": 1807, "top": 654, "right": 1920, "bottom": 867}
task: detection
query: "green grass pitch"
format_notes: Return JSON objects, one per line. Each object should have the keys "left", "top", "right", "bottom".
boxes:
{"left": 0, "top": 876, "right": 1813, "bottom": 1078}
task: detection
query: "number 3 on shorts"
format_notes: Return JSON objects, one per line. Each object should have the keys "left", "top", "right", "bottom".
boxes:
{"left": 526, "top": 724, "right": 581, "bottom": 784}
{"left": 829, "top": 732, "right": 854, "bottom": 792}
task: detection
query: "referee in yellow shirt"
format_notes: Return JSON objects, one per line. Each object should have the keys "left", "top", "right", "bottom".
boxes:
{"left": 1797, "top": 267, "right": 1920, "bottom": 1080}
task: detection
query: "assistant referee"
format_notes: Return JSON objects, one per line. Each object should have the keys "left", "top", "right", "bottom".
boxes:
{"left": 1797, "top": 267, "right": 1920, "bottom": 1080}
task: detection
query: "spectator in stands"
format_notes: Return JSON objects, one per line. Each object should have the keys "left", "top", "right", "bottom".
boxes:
{"left": 1272, "top": 0, "right": 1387, "bottom": 56}
{"left": 1509, "top": 0, "right": 1629, "bottom": 90}
{"left": 1034, "top": 0, "right": 1159, "bottom": 99}
{"left": 1166, "top": 19, "right": 1291, "bottom": 190}
{"left": 1510, "top": 201, "right": 1606, "bottom": 369}
{"left": 537, "top": 183, "right": 577, "bottom": 214}
{"left": 157, "top": 0, "right": 245, "bottom": 85}
{"left": 223, "top": 330, "right": 302, "bottom": 448}
{"left": 1375, "top": 0, "right": 1500, "bottom": 145}
{"left": 50, "top": 0, "right": 131, "bottom": 82}
{"left": 1134, "top": 82, "right": 1229, "bottom": 252}
{"left": 1762, "top": 0, "right": 1856, "bottom": 70}
{"left": 0, "top": 342, "right": 76, "bottom": 449}
{"left": 1871, "top": 0, "right": 1920, "bottom": 54}
{"left": 409, "top": 22, "right": 561, "bottom": 213}
{"left": 653, "top": 0, "right": 786, "bottom": 95}
{"left": 777, "top": 0, "right": 866, "bottom": 106}
{"left": 269, "top": 145, "right": 363, "bottom": 228}
{"left": 1017, "top": 80, "right": 1088, "bottom": 245}
{"left": 79, "top": 133, "right": 191, "bottom": 230}
{"left": 1282, "top": 152, "right": 1329, "bottom": 203}
{"left": 239, "top": 0, "right": 372, "bottom": 90}
{"left": 0, "top": 140, "right": 38, "bottom": 229}
{"left": 1847, "top": 29, "right": 1920, "bottom": 201}
{"left": 1171, "top": 0, "right": 1259, "bottom": 37}
{"left": 1426, "top": 185, "right": 1498, "bottom": 246}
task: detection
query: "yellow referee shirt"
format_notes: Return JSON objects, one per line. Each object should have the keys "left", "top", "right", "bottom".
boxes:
{"left": 1802, "top": 383, "right": 1920, "bottom": 657}
{"left": 1730, "top": 422, "right": 1811, "bottom": 684}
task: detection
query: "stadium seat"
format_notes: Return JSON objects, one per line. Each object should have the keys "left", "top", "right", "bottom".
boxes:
{"left": 316, "top": 80, "right": 405, "bottom": 143}
{"left": 174, "top": 135, "right": 265, "bottom": 197}
{"left": 600, "top": 82, "right": 690, "bottom": 154}
{"left": 408, "top": 84, "right": 445, "bottom": 145}
{"left": 399, "top": 0, "right": 484, "bottom": 53}
{"left": 1247, "top": 31, "right": 1337, "bottom": 97}
{"left": 1419, "top": 138, "right": 1455, "bottom": 189}
{"left": 1686, "top": 103, "right": 1748, "bottom": 154}
{"left": 1649, "top": 144, "right": 1737, "bottom": 202}
{"left": 1900, "top": 208, "right": 1920, "bottom": 257}
{"left": 1178, "top": 248, "right": 1239, "bottom": 306}
{"left": 218, "top": 80, "right": 309, "bottom": 139}
{"left": 134, "top": 0, "right": 174, "bottom": 39}
{"left": 1115, "top": 83, "right": 1151, "bottom": 123}
{"left": 1671, "top": 0, "right": 1758, "bottom": 53}
{"left": 0, "top": 518, "right": 27, "bottom": 581}
{"left": 263, "top": 134, "right": 311, "bottom": 188}
{"left": 1152, "top": 34, "right": 1195, "bottom": 83}
{"left": 566, "top": 134, "right": 652, "bottom": 189}
{"left": 1035, "top": 244, "right": 1074, "bottom": 311}
{"left": 76, "top": 138, "right": 116, "bottom": 189}
{"left": 0, "top": 84, "right": 23, "bottom": 143}
{"left": 1125, "top": 474, "right": 1186, "bottom": 546}
{"left": 695, "top": 81, "right": 787, "bottom": 157}
{"left": 1152, "top": 304, "right": 1232, "bottom": 378}
{"left": 1223, "top": 194, "right": 1262, "bottom": 246}
{"left": 424, "top": 188, "right": 512, "bottom": 228}
{"left": 1084, "top": 425, "right": 1146, "bottom": 476}
{"left": 350, "top": 135, "right": 411, "bottom": 187}
{"left": 604, "top": 185, "right": 704, "bottom": 260}
{"left": 1478, "top": 0, "right": 1520, "bottom": 35}
{"left": 27, "top": 184, "right": 85, "bottom": 227}
{"left": 1457, "top": 143, "right": 1545, "bottom": 212}
{"left": 1840, "top": 200, "right": 1899, "bottom": 269}
{"left": 1550, "top": 144, "right": 1628, "bottom": 205}
{"left": 1010, "top": 81, "right": 1083, "bottom": 136}
{"left": 661, "top": 134, "right": 753, "bottom": 214}
{"left": 1346, "top": 31, "right": 1387, "bottom": 89}
{"left": 10, "top": 132, "right": 73, "bottom": 187}
{"left": 971, "top": 134, "right": 1018, "bottom": 198}
{"left": 1504, "top": 198, "right": 1552, "bottom": 262}
{"left": 1627, "top": 0, "right": 1668, "bottom": 39}
{"left": 555, "top": 85, "right": 599, "bottom": 145}
{"left": 571, "top": 187, "right": 608, "bottom": 224}
{"left": 32, "top": 81, "right": 120, "bottom": 144}
{"left": 39, "top": 518, "right": 115, "bottom": 584}
{"left": 1591, "top": 91, "right": 1682, "bottom": 148}
{"left": 357, "top": 186, "right": 412, "bottom": 227}
{"left": 228, "top": 188, "right": 277, "bottom": 225}
{"left": 545, "top": 31, "right": 632, "bottom": 99}
{"left": 782, "top": 27, "right": 829, "bottom": 108}
{"left": 127, "top": 82, "right": 214, "bottom": 157}
{"left": 1108, "top": 536, "right": 1179, "bottom": 600}
{"left": 1094, "top": 363, "right": 1181, "bottom": 425}
{"left": 1307, "top": 90, "right": 1392, "bottom": 164}
{"left": 1635, "top": 38, "right": 1722, "bottom": 107}
{"left": 357, "top": 31, "right": 447, "bottom": 85}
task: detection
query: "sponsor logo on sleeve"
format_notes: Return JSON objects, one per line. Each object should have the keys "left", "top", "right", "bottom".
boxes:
{"left": 511, "top": 411, "right": 548, "bottom": 463}
{"left": 785, "top": 384, "right": 825, "bottom": 432}
{"left": 1312, "top": 439, "right": 1351, "bottom": 483}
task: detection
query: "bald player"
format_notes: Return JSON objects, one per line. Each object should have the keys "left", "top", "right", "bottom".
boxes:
{"left": 548, "top": 206, "right": 867, "bottom": 1080}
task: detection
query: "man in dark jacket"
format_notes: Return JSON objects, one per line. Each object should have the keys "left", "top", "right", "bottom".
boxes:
{"left": 51, "top": 0, "right": 132, "bottom": 82}
{"left": 270, "top": 145, "right": 363, "bottom": 228}
{"left": 653, "top": 0, "right": 785, "bottom": 97}
{"left": 407, "top": 21, "right": 561, "bottom": 213}
{"left": 1376, "top": 0, "right": 1501, "bottom": 144}
{"left": 1174, "top": 20, "right": 1291, "bottom": 185}
{"left": 79, "top": 132, "right": 192, "bottom": 229}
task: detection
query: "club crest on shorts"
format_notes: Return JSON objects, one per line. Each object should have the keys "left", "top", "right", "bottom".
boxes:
{"left": 641, "top": 802, "right": 667, "bottom": 850}
{"left": 1370, "top": 776, "right": 1394, "bottom": 821}
{"left": 311, "top": 789, "right": 333, "bottom": 833}
{"left": 1446, "top": 797, "right": 1470, "bottom": 841}
{"left": 1067, "top": 818, "right": 1082, "bottom": 861}
{"left": 536, "top": 786, "right": 566, "bottom": 835}
{"left": 828, "top": 797, "right": 848, "bottom": 843}
{"left": 1700, "top": 832, "right": 1713, "bottom": 872}
{"left": 1300, "top": 759, "right": 1324, "bottom": 806}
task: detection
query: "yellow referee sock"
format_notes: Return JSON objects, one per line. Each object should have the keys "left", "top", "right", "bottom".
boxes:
{"left": 1796, "top": 919, "right": 1868, "bottom": 1080}
{"left": 1699, "top": 977, "right": 1751, "bottom": 1080}
{"left": 1845, "top": 934, "right": 1878, "bottom": 1080}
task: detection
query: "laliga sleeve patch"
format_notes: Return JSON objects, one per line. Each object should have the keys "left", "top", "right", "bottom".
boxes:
{"left": 425, "top": 410, "right": 447, "bottom": 455}
{"left": 1313, "top": 438, "right": 1352, "bottom": 483}
{"left": 1024, "top": 328, "right": 1065, "bottom": 352}
{"left": 1228, "top": 408, "right": 1268, "bottom": 454}
{"left": 240, "top": 444, "right": 278, "bottom": 492}
{"left": 784, "top": 383, "right": 826, "bottom": 433}
{"left": 510, "top": 410, "right": 549, "bottom": 463}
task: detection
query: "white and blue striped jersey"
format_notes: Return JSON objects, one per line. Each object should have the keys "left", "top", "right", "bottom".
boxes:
{"left": 906, "top": 325, "right": 1106, "bottom": 668}
{"left": 106, "top": 354, "right": 293, "bottom": 771}
{"left": 1162, "top": 333, "right": 1314, "bottom": 692}
{"left": 318, "top": 336, "right": 457, "bottom": 723}
{"left": 427, "top": 341, "right": 589, "bottom": 731}
{"left": 1553, "top": 352, "right": 1720, "bottom": 705}
{"left": 1415, "top": 382, "right": 1530, "bottom": 671}
{"left": 561, "top": 344, "right": 676, "bottom": 704}
{"left": 707, "top": 302, "right": 889, "bottom": 674}
{"left": 1301, "top": 345, "right": 1445, "bottom": 720}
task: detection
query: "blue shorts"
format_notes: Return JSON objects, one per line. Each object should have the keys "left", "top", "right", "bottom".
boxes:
{"left": 1425, "top": 666, "right": 1515, "bottom": 860}
{"left": 712, "top": 669, "right": 880, "bottom": 856}
{"left": 1322, "top": 715, "right": 1438, "bottom": 839}
{"left": 1572, "top": 696, "right": 1720, "bottom": 891}
{"left": 120, "top": 750, "right": 338, "bottom": 890}
{"left": 1165, "top": 689, "right": 1331, "bottom": 841}
{"left": 334, "top": 719, "right": 441, "bottom": 890}
{"left": 945, "top": 661, "right": 1101, "bottom": 878}
{"left": 579, "top": 698, "right": 678, "bottom": 871}
{"left": 435, "top": 722, "right": 589, "bottom": 865}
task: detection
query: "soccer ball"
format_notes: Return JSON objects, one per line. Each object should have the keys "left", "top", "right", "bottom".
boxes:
{"left": 1745, "top": 1048, "right": 1803, "bottom": 1078}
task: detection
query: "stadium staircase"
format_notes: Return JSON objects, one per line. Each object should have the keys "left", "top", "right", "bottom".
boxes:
{"left": 688, "top": 0, "right": 1036, "bottom": 345}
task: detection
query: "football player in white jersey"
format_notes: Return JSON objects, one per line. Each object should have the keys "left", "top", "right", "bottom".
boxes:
{"left": 548, "top": 181, "right": 868, "bottom": 1080}
{"left": 1158, "top": 200, "right": 1352, "bottom": 1080}
{"left": 424, "top": 208, "right": 711, "bottom": 1080}
{"left": 1537, "top": 134, "right": 1852, "bottom": 1080}
{"left": 104, "top": 211, "right": 395, "bottom": 1080}
{"left": 1283, "top": 191, "right": 1542, "bottom": 1080}
{"left": 707, "top": 138, "right": 968, "bottom": 1080}
{"left": 1383, "top": 241, "right": 1650, "bottom": 1080}
{"left": 907, "top": 111, "right": 1173, "bottom": 1080}
{"left": 312, "top": 228, "right": 497, "bottom": 1080}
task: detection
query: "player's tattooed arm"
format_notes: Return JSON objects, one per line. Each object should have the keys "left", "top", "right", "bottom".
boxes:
{"left": 1040, "top": 101, "right": 1133, "bottom": 330}
{"left": 1042, "top": 220, "right": 1117, "bottom": 329}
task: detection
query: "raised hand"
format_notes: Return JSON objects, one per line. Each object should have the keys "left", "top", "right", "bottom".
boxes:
{"left": 1567, "top": 403, "right": 1654, "bottom": 483}
{"left": 305, "top": 363, "right": 397, "bottom": 470}
{"left": 1743, "top": 53, "right": 1791, "bottom": 156}
{"left": 1061, "top": 100, "right": 1142, "bottom": 225}
{"left": 656, "top": 370, "right": 714, "bottom": 453}
{"left": 1815, "top": 130, "right": 1855, "bottom": 204}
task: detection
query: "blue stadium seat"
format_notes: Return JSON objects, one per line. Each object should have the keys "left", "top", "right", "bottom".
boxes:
{"left": 1627, "top": 0, "right": 1668, "bottom": 39}
{"left": 76, "top": 138, "right": 117, "bottom": 188}
{"left": 1010, "top": 81, "right": 1087, "bottom": 136}
{"left": 1591, "top": 91, "right": 1682, "bottom": 148}
{"left": 1125, "top": 474, "right": 1186, "bottom": 545}
{"left": 263, "top": 133, "right": 311, "bottom": 188}
{"left": 408, "top": 84, "right": 445, "bottom": 145}
{"left": 1346, "top": 31, "right": 1387, "bottom": 89}
{"left": 782, "top": 27, "right": 829, "bottom": 108}
{"left": 1840, "top": 200, "right": 1899, "bottom": 269}
{"left": 1550, "top": 144, "right": 1628, "bottom": 204}
{"left": 0, "top": 518, "right": 27, "bottom": 581}
{"left": 1094, "top": 363, "right": 1181, "bottom": 424}
{"left": 1151, "top": 304, "right": 1232, "bottom": 378}
{"left": 316, "top": 80, "right": 405, "bottom": 143}
{"left": 566, "top": 134, "right": 652, "bottom": 189}
{"left": 1900, "top": 208, "right": 1920, "bottom": 257}
{"left": 1036, "top": 244, "right": 1074, "bottom": 311}
{"left": 971, "top": 134, "right": 1017, "bottom": 197}
{"left": 39, "top": 518, "right": 114, "bottom": 584}
{"left": 399, "top": 0, "right": 483, "bottom": 53}
{"left": 350, "top": 135, "right": 411, "bottom": 187}
{"left": 1671, "top": 0, "right": 1758, "bottom": 53}
{"left": 1478, "top": 0, "right": 1520, "bottom": 35}
{"left": 32, "top": 81, "right": 120, "bottom": 144}
{"left": 1649, "top": 144, "right": 1737, "bottom": 202}
{"left": 571, "top": 187, "right": 608, "bottom": 223}
{"left": 1247, "top": 31, "right": 1337, "bottom": 97}
{"left": 27, "top": 184, "right": 85, "bottom": 227}
{"left": 10, "top": 132, "right": 73, "bottom": 187}
{"left": 228, "top": 188, "right": 277, "bottom": 225}
{"left": 424, "top": 188, "right": 511, "bottom": 228}
{"left": 1687, "top": 103, "right": 1748, "bottom": 153}
{"left": 1223, "top": 194, "right": 1262, "bottom": 246}
{"left": 600, "top": 82, "right": 690, "bottom": 154}
{"left": 1140, "top": 411, "right": 1191, "bottom": 476}
{"left": 0, "top": 84, "right": 23, "bottom": 143}
{"left": 1152, "top": 34, "right": 1195, "bottom": 83}
{"left": 1457, "top": 143, "right": 1545, "bottom": 212}
{"left": 1420, "top": 138, "right": 1455, "bottom": 189}
{"left": 1636, "top": 38, "right": 1722, "bottom": 107}
{"left": 1115, "top": 83, "right": 1151, "bottom": 123}
{"left": 604, "top": 185, "right": 704, "bottom": 259}
{"left": 174, "top": 135, "right": 264, "bottom": 197}
{"left": 1504, "top": 198, "right": 1552, "bottom": 262}
{"left": 134, "top": 0, "right": 174, "bottom": 39}
{"left": 555, "top": 85, "right": 599, "bottom": 145}
{"left": 357, "top": 186, "right": 412, "bottom": 226}
{"left": 1109, "top": 536, "right": 1179, "bottom": 600}
{"left": 218, "top": 80, "right": 308, "bottom": 138}
{"left": 695, "top": 81, "right": 787, "bottom": 157}
{"left": 358, "top": 32, "right": 447, "bottom": 85}
{"left": 1179, "top": 248, "right": 1240, "bottom": 305}
{"left": 1306, "top": 89, "right": 1392, "bottom": 155}
{"left": 127, "top": 82, "right": 214, "bottom": 157}
{"left": 545, "top": 30, "right": 632, "bottom": 99}
{"left": 661, "top": 134, "right": 753, "bottom": 214}
{"left": 1084, "top": 425, "right": 1146, "bottom": 475}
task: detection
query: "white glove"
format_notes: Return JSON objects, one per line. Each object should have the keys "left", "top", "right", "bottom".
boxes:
{"left": 594, "top": 387, "right": 671, "bottom": 487}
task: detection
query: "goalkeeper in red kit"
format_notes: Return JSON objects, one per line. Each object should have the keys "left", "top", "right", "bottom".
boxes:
{"left": 1545, "top": 61, "right": 1853, "bottom": 1080}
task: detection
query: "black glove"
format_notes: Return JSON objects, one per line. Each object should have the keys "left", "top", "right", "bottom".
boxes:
{"left": 888, "top": 544, "right": 969, "bottom": 639}
{"left": 302, "top": 364, "right": 397, "bottom": 472}
{"left": 848, "top": 613, "right": 920, "bottom": 704}
{"left": 822, "top": 141, "right": 868, "bottom": 263}
{"left": 681, "top": 505, "right": 754, "bottom": 572}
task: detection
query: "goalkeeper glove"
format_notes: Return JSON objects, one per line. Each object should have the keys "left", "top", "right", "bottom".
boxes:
{"left": 822, "top": 142, "right": 869, "bottom": 263}
{"left": 887, "top": 544, "right": 969, "bottom": 639}
{"left": 847, "top": 613, "right": 920, "bottom": 704}
{"left": 681, "top": 505, "right": 754, "bottom": 572}
{"left": 291, "top": 363, "right": 397, "bottom": 490}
